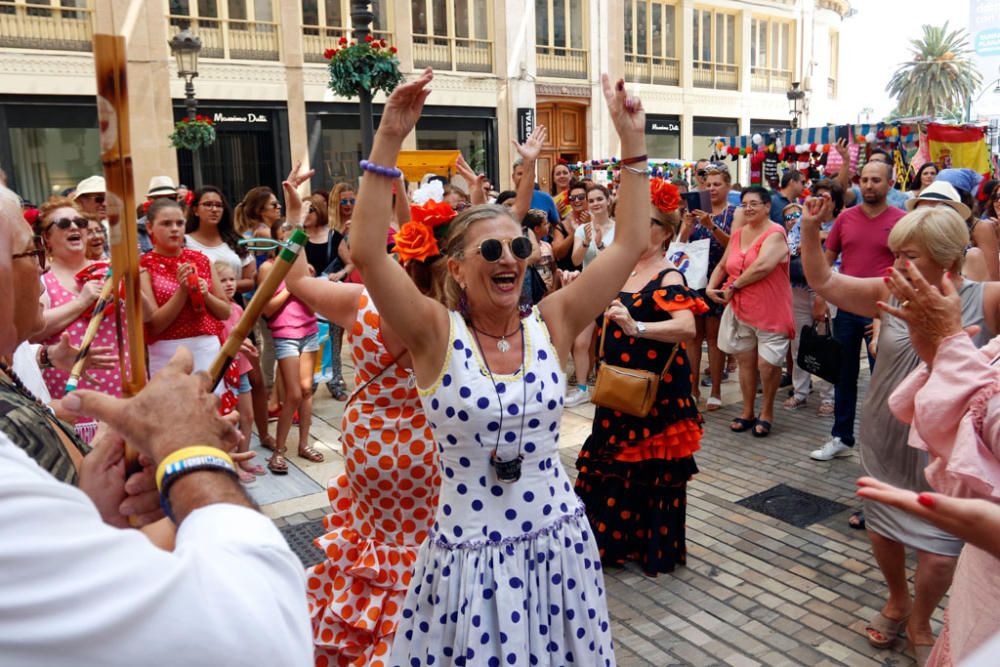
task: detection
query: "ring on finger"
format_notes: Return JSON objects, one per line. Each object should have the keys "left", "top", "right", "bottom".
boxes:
{"left": 901, "top": 300, "right": 910, "bottom": 308}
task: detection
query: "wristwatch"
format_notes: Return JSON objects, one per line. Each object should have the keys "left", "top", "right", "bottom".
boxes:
{"left": 635, "top": 321, "right": 647, "bottom": 337}
{"left": 596, "top": 242, "right": 606, "bottom": 250}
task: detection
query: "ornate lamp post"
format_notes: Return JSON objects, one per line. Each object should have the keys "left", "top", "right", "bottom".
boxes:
{"left": 351, "top": 0, "right": 376, "bottom": 156}
{"left": 786, "top": 81, "right": 805, "bottom": 130}
{"left": 169, "top": 27, "right": 204, "bottom": 188}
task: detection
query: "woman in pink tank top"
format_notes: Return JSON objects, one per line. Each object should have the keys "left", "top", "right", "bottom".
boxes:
{"left": 260, "top": 220, "right": 322, "bottom": 474}
{"left": 707, "top": 186, "right": 794, "bottom": 438}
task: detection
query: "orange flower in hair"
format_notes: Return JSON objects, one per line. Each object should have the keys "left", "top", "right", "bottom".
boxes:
{"left": 394, "top": 221, "right": 440, "bottom": 263}
{"left": 650, "top": 178, "right": 680, "bottom": 213}
{"left": 410, "top": 200, "right": 457, "bottom": 228}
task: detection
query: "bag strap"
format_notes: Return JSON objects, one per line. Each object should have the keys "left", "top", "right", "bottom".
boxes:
{"left": 657, "top": 344, "right": 681, "bottom": 379}
{"left": 598, "top": 315, "right": 609, "bottom": 362}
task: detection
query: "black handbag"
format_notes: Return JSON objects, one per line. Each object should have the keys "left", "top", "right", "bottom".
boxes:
{"left": 796, "top": 316, "right": 841, "bottom": 385}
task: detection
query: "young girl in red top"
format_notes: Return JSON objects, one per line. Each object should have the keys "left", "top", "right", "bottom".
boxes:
{"left": 140, "top": 199, "right": 231, "bottom": 380}
{"left": 261, "top": 219, "right": 322, "bottom": 474}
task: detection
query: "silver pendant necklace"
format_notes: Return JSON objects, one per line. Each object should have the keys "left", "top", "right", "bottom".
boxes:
{"left": 470, "top": 321, "right": 520, "bottom": 353}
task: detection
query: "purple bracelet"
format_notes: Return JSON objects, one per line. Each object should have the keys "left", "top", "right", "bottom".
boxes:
{"left": 359, "top": 159, "right": 402, "bottom": 178}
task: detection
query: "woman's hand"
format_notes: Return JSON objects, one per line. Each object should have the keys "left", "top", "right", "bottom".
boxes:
{"left": 811, "top": 295, "right": 830, "bottom": 322}
{"left": 558, "top": 269, "right": 581, "bottom": 286}
{"left": 239, "top": 339, "right": 259, "bottom": 360}
{"left": 582, "top": 222, "right": 593, "bottom": 247}
{"left": 512, "top": 125, "right": 547, "bottom": 164}
{"left": 594, "top": 224, "right": 604, "bottom": 249}
{"left": 605, "top": 299, "right": 637, "bottom": 336}
{"left": 692, "top": 210, "right": 713, "bottom": 230}
{"left": 47, "top": 332, "right": 116, "bottom": 371}
{"left": 77, "top": 280, "right": 102, "bottom": 307}
{"left": 377, "top": 67, "right": 434, "bottom": 140}
{"left": 197, "top": 278, "right": 209, "bottom": 296}
{"left": 176, "top": 263, "right": 195, "bottom": 291}
{"left": 802, "top": 195, "right": 832, "bottom": 230}
{"left": 600, "top": 74, "right": 645, "bottom": 144}
{"left": 706, "top": 287, "right": 732, "bottom": 305}
{"left": 282, "top": 160, "right": 315, "bottom": 226}
{"left": 878, "top": 263, "right": 963, "bottom": 363}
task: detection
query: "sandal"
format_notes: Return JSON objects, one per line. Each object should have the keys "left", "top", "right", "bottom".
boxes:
{"left": 259, "top": 434, "right": 277, "bottom": 452}
{"left": 865, "top": 612, "right": 909, "bottom": 649}
{"left": 848, "top": 510, "right": 866, "bottom": 530}
{"left": 908, "top": 639, "right": 934, "bottom": 667}
{"left": 783, "top": 395, "right": 807, "bottom": 410}
{"left": 298, "top": 444, "right": 325, "bottom": 462}
{"left": 752, "top": 420, "right": 772, "bottom": 438}
{"left": 817, "top": 401, "right": 835, "bottom": 417}
{"left": 706, "top": 396, "right": 723, "bottom": 411}
{"left": 241, "top": 462, "right": 267, "bottom": 476}
{"left": 731, "top": 416, "right": 757, "bottom": 432}
{"left": 267, "top": 451, "right": 289, "bottom": 475}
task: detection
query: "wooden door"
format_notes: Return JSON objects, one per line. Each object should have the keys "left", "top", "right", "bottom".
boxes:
{"left": 535, "top": 101, "right": 587, "bottom": 193}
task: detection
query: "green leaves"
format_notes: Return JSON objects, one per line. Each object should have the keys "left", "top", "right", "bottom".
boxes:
{"left": 886, "top": 21, "right": 981, "bottom": 120}
{"left": 327, "top": 42, "right": 404, "bottom": 99}
{"left": 169, "top": 118, "right": 216, "bottom": 151}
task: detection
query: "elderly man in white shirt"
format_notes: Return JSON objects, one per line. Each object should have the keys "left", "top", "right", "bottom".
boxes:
{"left": 0, "top": 186, "right": 311, "bottom": 666}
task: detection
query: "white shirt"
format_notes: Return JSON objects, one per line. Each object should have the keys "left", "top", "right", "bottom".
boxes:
{"left": 574, "top": 220, "right": 616, "bottom": 269}
{"left": 0, "top": 433, "right": 312, "bottom": 666}
{"left": 184, "top": 235, "right": 253, "bottom": 277}
{"left": 12, "top": 342, "right": 50, "bottom": 404}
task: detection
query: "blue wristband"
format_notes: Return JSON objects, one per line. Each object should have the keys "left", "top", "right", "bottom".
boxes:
{"left": 158, "top": 455, "right": 238, "bottom": 522}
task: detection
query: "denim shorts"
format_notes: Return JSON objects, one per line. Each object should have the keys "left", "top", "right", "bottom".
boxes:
{"left": 238, "top": 372, "right": 252, "bottom": 394}
{"left": 273, "top": 332, "right": 320, "bottom": 360}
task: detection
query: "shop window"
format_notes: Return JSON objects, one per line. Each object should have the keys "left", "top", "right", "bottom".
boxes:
{"left": 645, "top": 117, "right": 681, "bottom": 160}
{"left": 534, "top": 0, "right": 587, "bottom": 79}
{"left": 8, "top": 126, "right": 102, "bottom": 206}
{"left": 692, "top": 117, "right": 737, "bottom": 161}
{"left": 301, "top": 1, "right": 391, "bottom": 62}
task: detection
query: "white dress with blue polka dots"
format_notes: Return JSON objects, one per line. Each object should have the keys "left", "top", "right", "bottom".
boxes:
{"left": 389, "top": 308, "right": 615, "bottom": 667}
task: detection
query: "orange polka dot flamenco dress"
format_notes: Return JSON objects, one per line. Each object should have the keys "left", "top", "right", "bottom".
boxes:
{"left": 575, "top": 271, "right": 707, "bottom": 576}
{"left": 305, "top": 291, "right": 440, "bottom": 666}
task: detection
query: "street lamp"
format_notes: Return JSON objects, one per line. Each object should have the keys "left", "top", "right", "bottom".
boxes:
{"left": 169, "top": 27, "right": 204, "bottom": 188}
{"left": 786, "top": 81, "right": 806, "bottom": 129}
{"left": 351, "top": 0, "right": 376, "bottom": 156}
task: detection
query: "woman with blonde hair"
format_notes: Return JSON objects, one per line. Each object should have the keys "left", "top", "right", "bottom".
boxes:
{"left": 801, "top": 200, "right": 1000, "bottom": 663}
{"left": 322, "top": 182, "right": 357, "bottom": 399}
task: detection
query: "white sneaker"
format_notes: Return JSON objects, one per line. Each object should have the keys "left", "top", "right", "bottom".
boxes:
{"left": 810, "top": 437, "right": 852, "bottom": 461}
{"left": 565, "top": 387, "right": 591, "bottom": 408}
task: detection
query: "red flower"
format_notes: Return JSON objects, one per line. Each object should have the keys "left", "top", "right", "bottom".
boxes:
{"left": 364, "top": 34, "right": 374, "bottom": 42}
{"left": 323, "top": 48, "right": 335, "bottom": 59}
{"left": 410, "top": 200, "right": 457, "bottom": 228}
{"left": 390, "top": 46, "right": 398, "bottom": 54}
{"left": 650, "top": 178, "right": 680, "bottom": 213}
{"left": 393, "top": 221, "right": 440, "bottom": 263}
{"left": 379, "top": 39, "right": 387, "bottom": 47}
{"left": 338, "top": 37, "right": 347, "bottom": 45}
{"left": 181, "top": 117, "right": 189, "bottom": 123}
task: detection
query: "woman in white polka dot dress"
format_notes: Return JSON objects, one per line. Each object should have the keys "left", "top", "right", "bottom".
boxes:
{"left": 351, "top": 69, "right": 650, "bottom": 667}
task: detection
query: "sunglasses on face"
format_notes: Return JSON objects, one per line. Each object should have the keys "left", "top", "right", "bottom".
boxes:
{"left": 12, "top": 237, "right": 47, "bottom": 272}
{"left": 568, "top": 193, "right": 587, "bottom": 202}
{"left": 80, "top": 194, "right": 106, "bottom": 204}
{"left": 475, "top": 236, "right": 533, "bottom": 263}
{"left": 697, "top": 170, "right": 707, "bottom": 177}
{"left": 783, "top": 212, "right": 802, "bottom": 221}
{"left": 453, "top": 201, "right": 471, "bottom": 212}
{"left": 46, "top": 216, "right": 89, "bottom": 232}
{"left": 341, "top": 198, "right": 356, "bottom": 206}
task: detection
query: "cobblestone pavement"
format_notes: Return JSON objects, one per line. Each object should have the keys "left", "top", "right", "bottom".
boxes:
{"left": 272, "top": 367, "right": 932, "bottom": 666}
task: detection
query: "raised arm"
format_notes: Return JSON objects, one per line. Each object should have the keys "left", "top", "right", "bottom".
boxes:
{"left": 511, "top": 126, "right": 547, "bottom": 223}
{"left": 455, "top": 155, "right": 488, "bottom": 207}
{"left": 348, "top": 69, "right": 450, "bottom": 376}
{"left": 539, "top": 75, "right": 648, "bottom": 360}
{"left": 284, "top": 252, "right": 364, "bottom": 331}
{"left": 800, "top": 196, "right": 885, "bottom": 317}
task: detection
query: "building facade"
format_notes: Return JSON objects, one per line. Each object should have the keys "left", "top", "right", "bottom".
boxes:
{"left": 0, "top": 0, "right": 851, "bottom": 204}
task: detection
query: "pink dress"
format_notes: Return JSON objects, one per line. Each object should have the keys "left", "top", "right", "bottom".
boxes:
{"left": 41, "top": 271, "right": 124, "bottom": 400}
{"left": 889, "top": 332, "right": 1000, "bottom": 666}
{"left": 725, "top": 224, "right": 795, "bottom": 337}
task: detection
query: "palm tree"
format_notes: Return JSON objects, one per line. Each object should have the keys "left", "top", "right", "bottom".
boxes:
{"left": 886, "top": 22, "right": 981, "bottom": 120}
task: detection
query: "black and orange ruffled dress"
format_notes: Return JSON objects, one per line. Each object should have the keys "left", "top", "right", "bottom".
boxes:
{"left": 575, "top": 268, "right": 707, "bottom": 575}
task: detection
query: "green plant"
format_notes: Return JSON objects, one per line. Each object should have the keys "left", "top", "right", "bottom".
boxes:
{"left": 169, "top": 115, "right": 216, "bottom": 151}
{"left": 325, "top": 35, "right": 403, "bottom": 99}
{"left": 886, "top": 22, "right": 982, "bottom": 119}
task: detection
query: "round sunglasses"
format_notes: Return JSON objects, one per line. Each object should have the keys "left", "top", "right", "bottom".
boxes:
{"left": 45, "top": 216, "right": 89, "bottom": 232}
{"left": 476, "top": 236, "right": 532, "bottom": 263}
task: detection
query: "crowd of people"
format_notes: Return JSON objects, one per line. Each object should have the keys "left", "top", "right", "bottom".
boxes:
{"left": 0, "top": 65, "right": 999, "bottom": 667}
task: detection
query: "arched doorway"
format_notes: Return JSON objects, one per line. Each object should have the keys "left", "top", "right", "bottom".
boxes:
{"left": 535, "top": 101, "right": 588, "bottom": 193}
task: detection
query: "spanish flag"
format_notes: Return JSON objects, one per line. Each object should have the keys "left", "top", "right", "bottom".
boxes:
{"left": 926, "top": 123, "right": 989, "bottom": 173}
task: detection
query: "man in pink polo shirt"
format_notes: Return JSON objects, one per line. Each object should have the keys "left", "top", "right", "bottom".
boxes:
{"left": 810, "top": 160, "right": 905, "bottom": 463}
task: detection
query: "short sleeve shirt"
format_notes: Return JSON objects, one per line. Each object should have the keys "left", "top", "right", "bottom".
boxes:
{"left": 184, "top": 235, "right": 252, "bottom": 277}
{"left": 825, "top": 205, "right": 906, "bottom": 278}
{"left": 574, "top": 221, "right": 615, "bottom": 269}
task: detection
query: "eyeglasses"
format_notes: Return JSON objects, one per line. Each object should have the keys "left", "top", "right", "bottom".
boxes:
{"left": 340, "top": 198, "right": 356, "bottom": 206}
{"left": 13, "top": 237, "right": 47, "bottom": 272}
{"left": 45, "top": 216, "right": 89, "bottom": 232}
{"left": 740, "top": 201, "right": 765, "bottom": 210}
{"left": 79, "top": 194, "right": 105, "bottom": 204}
{"left": 199, "top": 201, "right": 224, "bottom": 209}
{"left": 475, "top": 236, "right": 533, "bottom": 262}
{"left": 453, "top": 201, "right": 471, "bottom": 212}
{"left": 783, "top": 212, "right": 802, "bottom": 221}
{"left": 568, "top": 193, "right": 587, "bottom": 202}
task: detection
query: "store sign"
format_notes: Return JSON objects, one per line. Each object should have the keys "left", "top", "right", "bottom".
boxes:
{"left": 211, "top": 111, "right": 270, "bottom": 125}
{"left": 646, "top": 118, "right": 680, "bottom": 135}
{"left": 517, "top": 108, "right": 534, "bottom": 143}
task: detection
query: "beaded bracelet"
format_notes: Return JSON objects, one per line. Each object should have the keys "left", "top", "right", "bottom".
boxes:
{"left": 360, "top": 159, "right": 402, "bottom": 179}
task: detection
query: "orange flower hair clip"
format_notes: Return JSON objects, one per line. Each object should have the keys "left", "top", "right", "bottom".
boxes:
{"left": 394, "top": 221, "right": 440, "bottom": 263}
{"left": 409, "top": 200, "right": 457, "bottom": 228}
{"left": 650, "top": 178, "right": 680, "bottom": 213}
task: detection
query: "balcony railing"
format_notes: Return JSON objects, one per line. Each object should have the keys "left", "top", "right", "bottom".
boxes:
{"left": 536, "top": 45, "right": 587, "bottom": 79}
{"left": 0, "top": 0, "right": 93, "bottom": 52}
{"left": 167, "top": 15, "right": 280, "bottom": 61}
{"left": 302, "top": 25, "right": 392, "bottom": 63}
{"left": 828, "top": 76, "right": 836, "bottom": 98}
{"left": 625, "top": 54, "right": 680, "bottom": 86}
{"left": 412, "top": 35, "right": 492, "bottom": 73}
{"left": 692, "top": 61, "right": 738, "bottom": 90}
{"left": 751, "top": 66, "right": 792, "bottom": 93}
